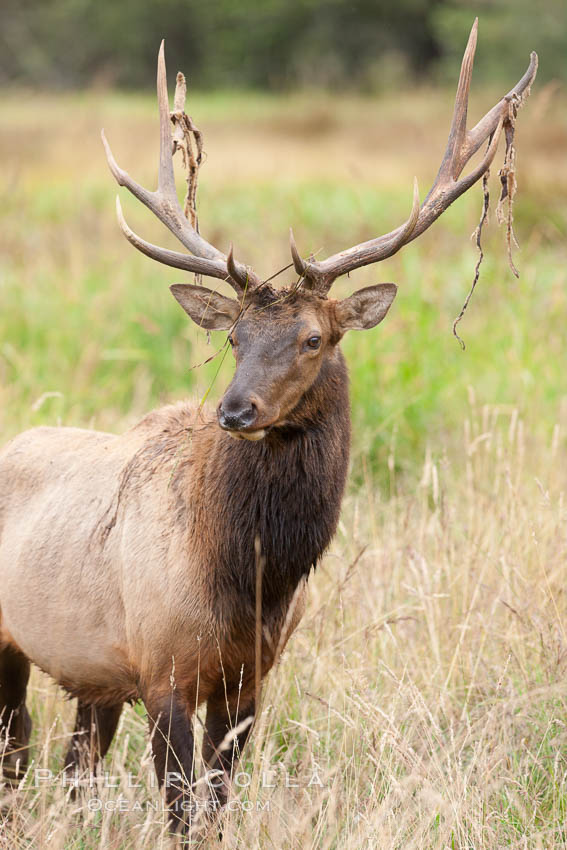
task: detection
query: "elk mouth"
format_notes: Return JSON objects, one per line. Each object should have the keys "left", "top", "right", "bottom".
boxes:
{"left": 224, "top": 428, "right": 267, "bottom": 442}
{"left": 217, "top": 401, "right": 278, "bottom": 441}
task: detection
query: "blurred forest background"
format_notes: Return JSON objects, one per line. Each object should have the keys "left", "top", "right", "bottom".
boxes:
{"left": 1, "top": 0, "right": 565, "bottom": 90}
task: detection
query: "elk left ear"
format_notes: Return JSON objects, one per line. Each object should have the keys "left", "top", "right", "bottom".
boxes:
{"left": 169, "top": 283, "right": 240, "bottom": 330}
{"left": 335, "top": 283, "right": 397, "bottom": 332}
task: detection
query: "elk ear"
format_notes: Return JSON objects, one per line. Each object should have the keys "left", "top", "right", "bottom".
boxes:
{"left": 170, "top": 284, "right": 240, "bottom": 331}
{"left": 335, "top": 283, "right": 397, "bottom": 332}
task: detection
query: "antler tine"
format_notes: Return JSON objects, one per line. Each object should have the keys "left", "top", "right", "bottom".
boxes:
{"left": 156, "top": 40, "right": 177, "bottom": 199}
{"left": 114, "top": 196, "right": 231, "bottom": 278}
{"left": 102, "top": 41, "right": 260, "bottom": 294}
{"left": 295, "top": 20, "right": 537, "bottom": 295}
{"left": 289, "top": 228, "right": 307, "bottom": 277}
{"left": 227, "top": 243, "right": 251, "bottom": 291}
{"left": 298, "top": 177, "right": 420, "bottom": 293}
{"left": 464, "top": 50, "right": 538, "bottom": 162}
{"left": 438, "top": 17, "right": 478, "bottom": 183}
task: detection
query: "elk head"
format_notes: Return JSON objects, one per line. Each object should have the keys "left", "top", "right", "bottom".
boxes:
{"left": 169, "top": 281, "right": 397, "bottom": 439}
{"left": 102, "top": 22, "right": 537, "bottom": 441}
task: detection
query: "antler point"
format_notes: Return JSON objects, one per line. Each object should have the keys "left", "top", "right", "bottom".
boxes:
{"left": 114, "top": 195, "right": 132, "bottom": 240}
{"left": 289, "top": 227, "right": 307, "bottom": 276}
{"left": 226, "top": 243, "right": 247, "bottom": 290}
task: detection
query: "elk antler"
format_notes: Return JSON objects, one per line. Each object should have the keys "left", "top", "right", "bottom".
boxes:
{"left": 102, "top": 41, "right": 260, "bottom": 295}
{"left": 291, "top": 19, "right": 538, "bottom": 294}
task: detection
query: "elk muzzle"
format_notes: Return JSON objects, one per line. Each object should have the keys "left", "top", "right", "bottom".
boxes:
{"left": 217, "top": 391, "right": 275, "bottom": 441}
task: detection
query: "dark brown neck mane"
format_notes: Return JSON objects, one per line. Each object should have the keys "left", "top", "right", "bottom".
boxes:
{"left": 204, "top": 348, "right": 351, "bottom": 619}
{"left": 112, "top": 346, "right": 351, "bottom": 627}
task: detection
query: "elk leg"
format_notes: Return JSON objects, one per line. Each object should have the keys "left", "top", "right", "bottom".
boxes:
{"left": 202, "top": 693, "right": 256, "bottom": 810}
{"left": 64, "top": 701, "right": 123, "bottom": 782}
{"left": 145, "top": 693, "right": 196, "bottom": 834}
{"left": 0, "top": 644, "right": 32, "bottom": 782}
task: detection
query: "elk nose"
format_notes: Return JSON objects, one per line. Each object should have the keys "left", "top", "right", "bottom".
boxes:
{"left": 217, "top": 398, "right": 257, "bottom": 431}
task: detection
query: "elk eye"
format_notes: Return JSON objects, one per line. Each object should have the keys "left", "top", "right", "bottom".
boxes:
{"left": 306, "top": 335, "right": 321, "bottom": 350}
{"left": 228, "top": 335, "right": 235, "bottom": 347}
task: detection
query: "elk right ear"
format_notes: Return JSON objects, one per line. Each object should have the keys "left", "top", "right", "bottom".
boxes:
{"left": 334, "top": 283, "right": 398, "bottom": 332}
{"left": 170, "top": 284, "right": 240, "bottom": 331}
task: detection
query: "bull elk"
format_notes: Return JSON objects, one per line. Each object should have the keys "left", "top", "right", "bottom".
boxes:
{"left": 0, "top": 21, "right": 536, "bottom": 836}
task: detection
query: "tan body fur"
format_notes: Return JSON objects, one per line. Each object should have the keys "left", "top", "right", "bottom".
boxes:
{"left": 0, "top": 403, "right": 304, "bottom": 712}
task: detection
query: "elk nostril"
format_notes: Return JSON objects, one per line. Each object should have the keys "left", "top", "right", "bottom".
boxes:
{"left": 240, "top": 403, "right": 256, "bottom": 425}
{"left": 218, "top": 397, "right": 257, "bottom": 431}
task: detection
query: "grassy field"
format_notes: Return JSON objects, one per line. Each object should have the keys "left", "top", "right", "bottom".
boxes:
{"left": 0, "top": 79, "right": 566, "bottom": 847}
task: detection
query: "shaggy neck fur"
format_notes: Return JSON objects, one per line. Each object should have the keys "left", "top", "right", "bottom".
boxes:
{"left": 200, "top": 347, "right": 351, "bottom": 621}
